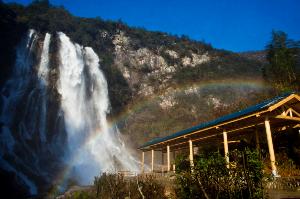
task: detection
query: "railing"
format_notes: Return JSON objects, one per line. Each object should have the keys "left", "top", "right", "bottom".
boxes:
{"left": 117, "top": 170, "right": 137, "bottom": 177}
{"left": 265, "top": 176, "right": 300, "bottom": 190}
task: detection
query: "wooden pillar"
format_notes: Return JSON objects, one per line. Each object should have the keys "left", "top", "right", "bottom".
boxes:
{"left": 255, "top": 127, "right": 260, "bottom": 151}
{"left": 167, "top": 145, "right": 170, "bottom": 172}
{"left": 264, "top": 117, "right": 277, "bottom": 175}
{"left": 161, "top": 150, "right": 164, "bottom": 174}
{"left": 141, "top": 151, "right": 145, "bottom": 173}
{"left": 173, "top": 150, "right": 176, "bottom": 172}
{"left": 223, "top": 130, "right": 229, "bottom": 168}
{"left": 151, "top": 149, "right": 154, "bottom": 172}
{"left": 189, "top": 139, "right": 194, "bottom": 169}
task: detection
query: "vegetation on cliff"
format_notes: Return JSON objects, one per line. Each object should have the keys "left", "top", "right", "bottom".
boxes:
{"left": 264, "top": 30, "right": 300, "bottom": 91}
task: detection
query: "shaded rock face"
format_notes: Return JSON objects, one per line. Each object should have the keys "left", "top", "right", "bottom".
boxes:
{"left": 0, "top": 30, "right": 65, "bottom": 195}
{"left": 0, "top": 30, "right": 138, "bottom": 196}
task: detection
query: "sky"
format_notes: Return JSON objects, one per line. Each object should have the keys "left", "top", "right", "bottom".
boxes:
{"left": 3, "top": 0, "right": 300, "bottom": 52}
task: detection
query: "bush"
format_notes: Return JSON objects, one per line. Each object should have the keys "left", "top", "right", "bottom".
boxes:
{"left": 94, "top": 173, "right": 168, "bottom": 199}
{"left": 175, "top": 149, "right": 264, "bottom": 199}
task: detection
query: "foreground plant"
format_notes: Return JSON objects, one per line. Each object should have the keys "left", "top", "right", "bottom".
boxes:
{"left": 94, "top": 173, "right": 168, "bottom": 199}
{"left": 175, "top": 149, "right": 264, "bottom": 199}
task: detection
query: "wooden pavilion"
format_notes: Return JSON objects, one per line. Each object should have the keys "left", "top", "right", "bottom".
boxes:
{"left": 139, "top": 92, "right": 300, "bottom": 175}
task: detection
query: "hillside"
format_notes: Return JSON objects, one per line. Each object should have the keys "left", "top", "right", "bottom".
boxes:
{"left": 0, "top": 1, "right": 273, "bottom": 147}
{"left": 238, "top": 50, "right": 268, "bottom": 63}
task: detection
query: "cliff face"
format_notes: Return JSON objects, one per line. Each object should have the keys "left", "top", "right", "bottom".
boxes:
{"left": 102, "top": 30, "right": 268, "bottom": 148}
{"left": 112, "top": 31, "right": 211, "bottom": 96}
{"left": 111, "top": 30, "right": 265, "bottom": 98}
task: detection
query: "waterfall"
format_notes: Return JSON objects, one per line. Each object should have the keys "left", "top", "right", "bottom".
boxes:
{"left": 37, "top": 33, "right": 51, "bottom": 142}
{"left": 0, "top": 29, "right": 39, "bottom": 195}
{"left": 1, "top": 29, "right": 38, "bottom": 127}
{"left": 0, "top": 30, "right": 138, "bottom": 195}
{"left": 57, "top": 32, "right": 138, "bottom": 184}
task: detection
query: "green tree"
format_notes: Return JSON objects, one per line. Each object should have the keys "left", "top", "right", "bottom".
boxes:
{"left": 265, "top": 30, "right": 300, "bottom": 91}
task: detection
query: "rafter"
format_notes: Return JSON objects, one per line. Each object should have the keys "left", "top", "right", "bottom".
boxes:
{"left": 275, "top": 115, "right": 300, "bottom": 122}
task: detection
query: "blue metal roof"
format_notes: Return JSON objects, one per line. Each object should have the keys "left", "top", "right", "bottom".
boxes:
{"left": 140, "top": 92, "right": 294, "bottom": 149}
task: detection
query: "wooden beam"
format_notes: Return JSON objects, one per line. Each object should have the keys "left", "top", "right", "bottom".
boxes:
{"left": 268, "top": 94, "right": 298, "bottom": 112}
{"left": 293, "top": 124, "right": 300, "bottom": 128}
{"left": 264, "top": 117, "right": 278, "bottom": 176}
{"left": 143, "top": 109, "right": 270, "bottom": 149}
{"left": 141, "top": 151, "right": 145, "bottom": 173}
{"left": 167, "top": 145, "right": 170, "bottom": 172}
{"left": 223, "top": 130, "right": 229, "bottom": 168}
{"left": 189, "top": 139, "right": 194, "bottom": 170}
{"left": 280, "top": 107, "right": 300, "bottom": 118}
{"left": 255, "top": 127, "right": 260, "bottom": 151}
{"left": 287, "top": 107, "right": 300, "bottom": 117}
{"left": 226, "top": 122, "right": 264, "bottom": 133}
{"left": 170, "top": 133, "right": 220, "bottom": 148}
{"left": 227, "top": 140, "right": 240, "bottom": 144}
{"left": 275, "top": 115, "right": 300, "bottom": 122}
{"left": 151, "top": 150, "right": 154, "bottom": 172}
{"left": 158, "top": 122, "right": 264, "bottom": 150}
{"left": 173, "top": 150, "right": 176, "bottom": 172}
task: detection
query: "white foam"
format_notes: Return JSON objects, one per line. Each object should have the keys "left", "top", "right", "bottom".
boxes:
{"left": 58, "top": 32, "right": 138, "bottom": 184}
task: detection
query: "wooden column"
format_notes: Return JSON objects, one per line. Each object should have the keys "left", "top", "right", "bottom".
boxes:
{"left": 141, "top": 151, "right": 145, "bottom": 173}
{"left": 173, "top": 150, "right": 176, "bottom": 172}
{"left": 223, "top": 130, "right": 229, "bottom": 168}
{"left": 167, "top": 145, "right": 170, "bottom": 172}
{"left": 255, "top": 127, "right": 260, "bottom": 151}
{"left": 161, "top": 150, "right": 164, "bottom": 174}
{"left": 151, "top": 149, "right": 154, "bottom": 172}
{"left": 189, "top": 139, "right": 194, "bottom": 169}
{"left": 264, "top": 117, "right": 277, "bottom": 175}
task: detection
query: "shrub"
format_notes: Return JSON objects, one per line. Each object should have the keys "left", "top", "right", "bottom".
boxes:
{"left": 94, "top": 173, "right": 168, "bottom": 199}
{"left": 175, "top": 149, "right": 264, "bottom": 199}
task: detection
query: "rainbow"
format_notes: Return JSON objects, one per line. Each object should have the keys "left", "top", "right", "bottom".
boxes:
{"left": 47, "top": 127, "right": 108, "bottom": 196}
{"left": 110, "top": 78, "right": 271, "bottom": 126}
{"left": 48, "top": 78, "right": 270, "bottom": 196}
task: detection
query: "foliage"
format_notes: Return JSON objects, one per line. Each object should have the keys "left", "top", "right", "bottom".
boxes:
{"left": 175, "top": 149, "right": 264, "bottom": 199}
{"left": 265, "top": 30, "right": 300, "bottom": 92}
{"left": 93, "top": 173, "right": 168, "bottom": 199}
{"left": 120, "top": 88, "right": 274, "bottom": 148}
{"left": 173, "top": 51, "right": 263, "bottom": 84}
{"left": 67, "top": 190, "right": 96, "bottom": 199}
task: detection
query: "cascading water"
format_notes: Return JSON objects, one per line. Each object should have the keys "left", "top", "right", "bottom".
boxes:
{"left": 57, "top": 32, "right": 138, "bottom": 184}
{"left": 37, "top": 33, "right": 51, "bottom": 143}
{"left": 0, "top": 30, "right": 138, "bottom": 195}
{"left": 0, "top": 29, "right": 39, "bottom": 195}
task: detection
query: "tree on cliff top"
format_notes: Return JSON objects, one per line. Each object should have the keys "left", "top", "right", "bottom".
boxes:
{"left": 265, "top": 30, "right": 300, "bottom": 92}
